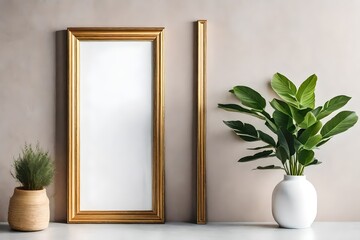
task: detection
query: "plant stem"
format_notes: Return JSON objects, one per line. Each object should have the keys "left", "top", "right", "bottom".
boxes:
{"left": 294, "top": 154, "right": 299, "bottom": 175}
{"left": 296, "top": 162, "right": 301, "bottom": 175}
{"left": 283, "top": 162, "right": 290, "bottom": 175}
{"left": 290, "top": 156, "right": 296, "bottom": 175}
{"left": 300, "top": 165, "right": 305, "bottom": 175}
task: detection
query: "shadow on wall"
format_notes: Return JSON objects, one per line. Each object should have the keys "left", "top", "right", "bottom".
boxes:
{"left": 54, "top": 30, "right": 67, "bottom": 222}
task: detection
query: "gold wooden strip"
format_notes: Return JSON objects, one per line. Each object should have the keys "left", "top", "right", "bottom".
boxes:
{"left": 156, "top": 29, "right": 165, "bottom": 221}
{"left": 67, "top": 28, "right": 165, "bottom": 223}
{"left": 67, "top": 30, "right": 78, "bottom": 221}
{"left": 197, "top": 20, "right": 207, "bottom": 224}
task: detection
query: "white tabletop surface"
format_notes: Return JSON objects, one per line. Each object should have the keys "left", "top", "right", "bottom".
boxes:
{"left": 1, "top": 222, "right": 359, "bottom": 240}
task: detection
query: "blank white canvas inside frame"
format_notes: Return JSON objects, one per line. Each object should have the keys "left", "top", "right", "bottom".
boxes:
{"left": 79, "top": 41, "right": 153, "bottom": 211}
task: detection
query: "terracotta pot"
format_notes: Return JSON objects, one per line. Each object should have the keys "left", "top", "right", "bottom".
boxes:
{"left": 8, "top": 187, "right": 50, "bottom": 231}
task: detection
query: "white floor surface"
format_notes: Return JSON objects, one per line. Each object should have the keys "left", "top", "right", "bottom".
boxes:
{"left": 1, "top": 222, "right": 360, "bottom": 240}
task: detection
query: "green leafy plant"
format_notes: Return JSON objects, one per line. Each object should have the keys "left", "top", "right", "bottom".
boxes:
{"left": 12, "top": 143, "right": 55, "bottom": 190}
{"left": 219, "top": 73, "right": 358, "bottom": 175}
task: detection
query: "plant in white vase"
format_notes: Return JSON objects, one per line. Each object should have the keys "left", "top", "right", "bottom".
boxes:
{"left": 218, "top": 73, "right": 358, "bottom": 228}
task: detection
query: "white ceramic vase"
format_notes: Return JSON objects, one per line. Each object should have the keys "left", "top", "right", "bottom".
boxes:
{"left": 272, "top": 175, "right": 317, "bottom": 229}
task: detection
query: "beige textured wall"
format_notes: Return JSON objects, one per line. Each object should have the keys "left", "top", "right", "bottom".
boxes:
{"left": 0, "top": 0, "right": 359, "bottom": 222}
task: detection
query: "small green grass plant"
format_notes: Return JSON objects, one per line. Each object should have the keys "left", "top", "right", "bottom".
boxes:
{"left": 12, "top": 143, "right": 55, "bottom": 190}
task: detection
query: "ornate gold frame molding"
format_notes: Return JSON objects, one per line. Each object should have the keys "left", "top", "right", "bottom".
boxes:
{"left": 67, "top": 28, "right": 165, "bottom": 223}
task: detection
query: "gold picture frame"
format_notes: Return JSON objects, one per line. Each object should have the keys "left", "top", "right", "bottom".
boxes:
{"left": 67, "top": 28, "right": 164, "bottom": 223}
{"left": 197, "top": 20, "right": 207, "bottom": 224}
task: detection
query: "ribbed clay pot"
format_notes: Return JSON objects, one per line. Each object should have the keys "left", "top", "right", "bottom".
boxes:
{"left": 8, "top": 187, "right": 50, "bottom": 231}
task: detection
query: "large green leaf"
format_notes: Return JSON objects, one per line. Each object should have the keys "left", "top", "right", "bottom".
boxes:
{"left": 223, "top": 121, "right": 276, "bottom": 146}
{"left": 320, "top": 111, "right": 358, "bottom": 138}
{"left": 299, "top": 111, "right": 317, "bottom": 129}
{"left": 259, "top": 110, "right": 272, "bottom": 120}
{"left": 273, "top": 111, "right": 296, "bottom": 132}
{"left": 289, "top": 105, "right": 312, "bottom": 124}
{"left": 257, "top": 110, "right": 279, "bottom": 132}
{"left": 260, "top": 112, "right": 278, "bottom": 133}
{"left": 271, "top": 73, "right": 298, "bottom": 106}
{"left": 312, "top": 106, "right": 322, "bottom": 116}
{"left": 316, "top": 137, "right": 331, "bottom": 147}
{"left": 218, "top": 103, "right": 265, "bottom": 119}
{"left": 282, "top": 128, "right": 296, "bottom": 155}
{"left": 232, "top": 86, "right": 266, "bottom": 111}
{"left": 293, "top": 138, "right": 303, "bottom": 152}
{"left": 296, "top": 74, "right": 317, "bottom": 109}
{"left": 265, "top": 121, "right": 277, "bottom": 134}
{"left": 258, "top": 130, "right": 276, "bottom": 147}
{"left": 303, "top": 134, "right": 322, "bottom": 150}
{"left": 306, "top": 159, "right": 322, "bottom": 166}
{"left": 298, "top": 121, "right": 322, "bottom": 143}
{"left": 247, "top": 145, "right": 273, "bottom": 150}
{"left": 255, "top": 165, "right": 283, "bottom": 170}
{"left": 298, "top": 149, "right": 315, "bottom": 166}
{"left": 275, "top": 146, "right": 288, "bottom": 164}
{"left": 276, "top": 128, "right": 295, "bottom": 160}
{"left": 316, "top": 95, "right": 351, "bottom": 120}
{"left": 224, "top": 121, "right": 257, "bottom": 141}
{"left": 238, "top": 150, "right": 274, "bottom": 162}
{"left": 270, "top": 99, "right": 292, "bottom": 117}
{"left": 277, "top": 130, "right": 289, "bottom": 158}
